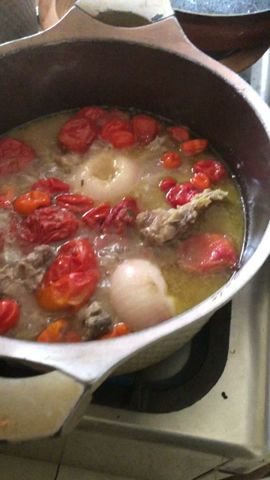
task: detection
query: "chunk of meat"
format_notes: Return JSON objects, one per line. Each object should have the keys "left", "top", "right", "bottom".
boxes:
{"left": 16, "top": 245, "right": 55, "bottom": 291}
{"left": 136, "top": 188, "right": 227, "bottom": 245}
{"left": 78, "top": 301, "right": 113, "bottom": 340}
{"left": 0, "top": 245, "right": 55, "bottom": 294}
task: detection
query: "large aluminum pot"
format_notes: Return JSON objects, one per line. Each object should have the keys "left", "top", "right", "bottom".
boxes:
{"left": 0, "top": 0, "right": 270, "bottom": 441}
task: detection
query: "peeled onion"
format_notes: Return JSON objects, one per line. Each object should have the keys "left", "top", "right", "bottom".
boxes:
{"left": 69, "top": 150, "right": 140, "bottom": 203}
{"left": 110, "top": 259, "right": 174, "bottom": 331}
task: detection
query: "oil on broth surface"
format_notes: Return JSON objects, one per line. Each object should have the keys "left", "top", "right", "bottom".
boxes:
{"left": 0, "top": 110, "right": 244, "bottom": 340}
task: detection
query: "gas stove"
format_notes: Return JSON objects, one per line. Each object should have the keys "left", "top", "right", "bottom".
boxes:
{"left": 72, "top": 256, "right": 270, "bottom": 479}
{"left": 0, "top": 50, "right": 270, "bottom": 480}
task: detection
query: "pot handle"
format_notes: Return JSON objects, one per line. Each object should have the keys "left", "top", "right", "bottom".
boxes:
{"left": 1, "top": 0, "right": 198, "bottom": 57}
{"left": 0, "top": 370, "right": 90, "bottom": 441}
{"left": 74, "top": 0, "right": 196, "bottom": 53}
{"left": 75, "top": 0, "right": 174, "bottom": 24}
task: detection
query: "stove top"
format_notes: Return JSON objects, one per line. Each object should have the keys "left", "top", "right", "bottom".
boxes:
{"left": 93, "top": 304, "right": 230, "bottom": 413}
{"left": 81, "top": 256, "right": 270, "bottom": 461}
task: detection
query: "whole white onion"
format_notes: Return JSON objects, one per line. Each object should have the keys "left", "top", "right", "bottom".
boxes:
{"left": 110, "top": 259, "right": 174, "bottom": 331}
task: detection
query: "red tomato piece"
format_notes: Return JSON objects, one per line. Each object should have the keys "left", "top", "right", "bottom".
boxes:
{"left": 55, "top": 194, "right": 94, "bottom": 213}
{"left": 177, "top": 233, "right": 238, "bottom": 273}
{"left": 159, "top": 177, "right": 177, "bottom": 193}
{"left": 44, "top": 238, "right": 98, "bottom": 284}
{"left": 82, "top": 203, "right": 111, "bottom": 229}
{"left": 168, "top": 126, "right": 190, "bottom": 142}
{"left": 16, "top": 206, "right": 79, "bottom": 244}
{"left": 193, "top": 159, "right": 227, "bottom": 182}
{"left": 36, "top": 319, "right": 81, "bottom": 343}
{"left": 104, "top": 197, "right": 139, "bottom": 233}
{"left": 14, "top": 191, "right": 51, "bottom": 216}
{"left": 132, "top": 114, "right": 159, "bottom": 145}
{"left": 99, "top": 322, "right": 130, "bottom": 339}
{"left": 161, "top": 151, "right": 182, "bottom": 169}
{"left": 99, "top": 109, "right": 130, "bottom": 127}
{"left": 166, "top": 182, "right": 198, "bottom": 207}
{"left": 100, "top": 119, "right": 131, "bottom": 142}
{"left": 181, "top": 139, "right": 208, "bottom": 156}
{"left": 109, "top": 130, "right": 135, "bottom": 149}
{"left": 58, "top": 117, "right": 97, "bottom": 153}
{"left": 0, "top": 137, "right": 35, "bottom": 176}
{"left": 190, "top": 172, "right": 211, "bottom": 191}
{"left": 75, "top": 106, "right": 107, "bottom": 125}
{"left": 37, "top": 270, "right": 99, "bottom": 311}
{"left": 0, "top": 299, "right": 20, "bottom": 334}
{"left": 32, "top": 177, "right": 70, "bottom": 194}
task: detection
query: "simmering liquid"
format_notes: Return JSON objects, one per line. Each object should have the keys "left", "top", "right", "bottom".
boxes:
{"left": 0, "top": 108, "right": 244, "bottom": 342}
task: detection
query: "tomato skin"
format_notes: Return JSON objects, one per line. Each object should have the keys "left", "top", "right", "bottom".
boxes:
{"left": 104, "top": 197, "right": 139, "bottom": 233}
{"left": 0, "top": 137, "right": 35, "bottom": 175}
{"left": 36, "top": 319, "right": 81, "bottom": 343}
{"left": 193, "top": 159, "right": 227, "bottom": 182}
{"left": 159, "top": 177, "right": 177, "bottom": 193}
{"left": 16, "top": 206, "right": 79, "bottom": 244}
{"left": 44, "top": 238, "right": 98, "bottom": 284}
{"left": 14, "top": 191, "right": 51, "bottom": 216}
{"left": 181, "top": 139, "right": 208, "bottom": 156}
{"left": 82, "top": 198, "right": 138, "bottom": 233}
{"left": 58, "top": 117, "right": 97, "bottom": 153}
{"left": 177, "top": 233, "right": 238, "bottom": 273}
{"left": 77, "top": 108, "right": 129, "bottom": 128}
{"left": 37, "top": 271, "right": 99, "bottom": 311}
{"left": 166, "top": 182, "right": 198, "bottom": 207}
{"left": 99, "top": 322, "right": 130, "bottom": 339}
{"left": 32, "top": 177, "right": 70, "bottom": 194}
{"left": 101, "top": 109, "right": 129, "bottom": 127}
{"left": 190, "top": 172, "right": 211, "bottom": 191}
{"left": 82, "top": 204, "right": 111, "bottom": 229}
{"left": 109, "top": 130, "right": 135, "bottom": 148}
{"left": 75, "top": 106, "right": 107, "bottom": 125}
{"left": 100, "top": 119, "right": 131, "bottom": 142}
{"left": 132, "top": 114, "right": 159, "bottom": 145}
{"left": 38, "top": 238, "right": 99, "bottom": 312}
{"left": 161, "top": 151, "right": 182, "bottom": 169}
{"left": 0, "top": 299, "right": 20, "bottom": 334}
{"left": 168, "top": 126, "right": 190, "bottom": 142}
{"left": 55, "top": 194, "right": 94, "bottom": 213}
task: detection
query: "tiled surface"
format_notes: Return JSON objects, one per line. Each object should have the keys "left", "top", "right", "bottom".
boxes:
{"left": 0, "top": 453, "right": 57, "bottom": 480}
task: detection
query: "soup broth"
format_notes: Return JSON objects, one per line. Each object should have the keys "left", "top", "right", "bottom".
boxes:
{"left": 0, "top": 108, "right": 244, "bottom": 342}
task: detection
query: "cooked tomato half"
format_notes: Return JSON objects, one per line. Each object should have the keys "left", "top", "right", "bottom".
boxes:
{"left": 177, "top": 233, "right": 238, "bottom": 273}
